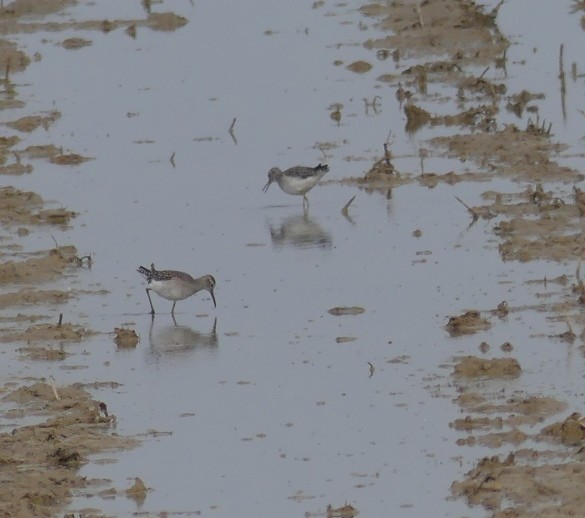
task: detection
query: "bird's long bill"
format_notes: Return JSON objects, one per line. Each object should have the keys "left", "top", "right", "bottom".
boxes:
{"left": 262, "top": 179, "right": 272, "bottom": 193}
{"left": 209, "top": 288, "right": 217, "bottom": 308}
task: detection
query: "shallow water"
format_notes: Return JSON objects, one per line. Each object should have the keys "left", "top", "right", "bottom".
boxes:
{"left": 4, "top": 0, "right": 585, "bottom": 516}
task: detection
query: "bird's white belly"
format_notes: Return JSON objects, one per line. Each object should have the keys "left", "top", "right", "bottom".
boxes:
{"left": 149, "top": 279, "right": 195, "bottom": 301}
{"left": 279, "top": 176, "right": 318, "bottom": 195}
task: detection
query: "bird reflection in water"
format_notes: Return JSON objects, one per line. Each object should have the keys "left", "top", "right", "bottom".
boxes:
{"left": 147, "top": 317, "right": 218, "bottom": 363}
{"left": 268, "top": 212, "right": 332, "bottom": 249}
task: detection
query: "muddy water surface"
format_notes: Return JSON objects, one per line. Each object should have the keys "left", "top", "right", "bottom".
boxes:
{"left": 3, "top": 0, "right": 585, "bottom": 517}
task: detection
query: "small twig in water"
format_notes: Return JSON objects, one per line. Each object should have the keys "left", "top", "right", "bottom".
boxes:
{"left": 49, "top": 375, "right": 61, "bottom": 401}
{"left": 576, "top": 252, "right": 584, "bottom": 286}
{"left": 455, "top": 196, "right": 479, "bottom": 225}
{"left": 228, "top": 117, "right": 237, "bottom": 145}
{"left": 170, "top": 152, "right": 176, "bottom": 168}
{"left": 341, "top": 196, "right": 356, "bottom": 218}
{"left": 4, "top": 57, "right": 10, "bottom": 83}
{"left": 57, "top": 313, "right": 63, "bottom": 327}
{"left": 489, "top": 0, "right": 505, "bottom": 19}
{"left": 382, "top": 131, "right": 399, "bottom": 173}
{"left": 419, "top": 147, "right": 428, "bottom": 175}
{"left": 383, "top": 138, "right": 392, "bottom": 165}
{"left": 559, "top": 44, "right": 567, "bottom": 122}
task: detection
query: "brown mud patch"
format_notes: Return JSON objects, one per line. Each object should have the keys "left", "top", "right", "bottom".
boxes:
{"left": 49, "top": 152, "right": 91, "bottom": 166}
{"left": 0, "top": 246, "right": 80, "bottom": 283}
{"left": 328, "top": 306, "right": 366, "bottom": 316}
{"left": 0, "top": 321, "right": 90, "bottom": 343}
{"left": 7, "top": 111, "right": 60, "bottom": 132}
{"left": 113, "top": 327, "right": 140, "bottom": 348}
{"left": 0, "top": 381, "right": 137, "bottom": 517}
{"left": 17, "top": 345, "right": 70, "bottom": 361}
{"left": 451, "top": 447, "right": 585, "bottom": 516}
{"left": 453, "top": 356, "right": 521, "bottom": 379}
{"left": 430, "top": 126, "right": 577, "bottom": 182}
{"left": 327, "top": 503, "right": 359, "bottom": 518}
{"left": 0, "top": 187, "right": 76, "bottom": 226}
{"left": 361, "top": 0, "right": 507, "bottom": 64}
{"left": 451, "top": 360, "right": 577, "bottom": 513}
{"left": 445, "top": 310, "right": 491, "bottom": 336}
{"left": 0, "top": 10, "right": 187, "bottom": 35}
{"left": 0, "top": 288, "right": 72, "bottom": 308}
{"left": 61, "top": 37, "right": 92, "bottom": 50}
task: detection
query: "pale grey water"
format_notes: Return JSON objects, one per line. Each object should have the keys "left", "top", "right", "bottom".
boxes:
{"left": 2, "top": 1, "right": 585, "bottom": 517}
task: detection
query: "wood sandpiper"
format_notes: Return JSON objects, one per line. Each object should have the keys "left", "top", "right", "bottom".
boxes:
{"left": 262, "top": 163, "right": 329, "bottom": 208}
{"left": 137, "top": 264, "right": 216, "bottom": 315}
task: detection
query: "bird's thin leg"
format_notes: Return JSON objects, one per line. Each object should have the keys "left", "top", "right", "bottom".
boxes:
{"left": 148, "top": 315, "right": 155, "bottom": 342}
{"left": 211, "top": 317, "right": 217, "bottom": 335}
{"left": 303, "top": 195, "right": 309, "bottom": 210}
{"left": 171, "top": 301, "right": 177, "bottom": 315}
{"left": 146, "top": 288, "right": 156, "bottom": 315}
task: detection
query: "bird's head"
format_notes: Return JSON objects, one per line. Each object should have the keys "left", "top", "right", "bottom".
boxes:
{"left": 203, "top": 275, "right": 217, "bottom": 307}
{"left": 262, "top": 168, "right": 282, "bottom": 192}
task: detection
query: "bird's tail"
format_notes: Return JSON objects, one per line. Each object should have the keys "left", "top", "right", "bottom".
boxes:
{"left": 315, "top": 163, "right": 329, "bottom": 173}
{"left": 137, "top": 265, "right": 153, "bottom": 279}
